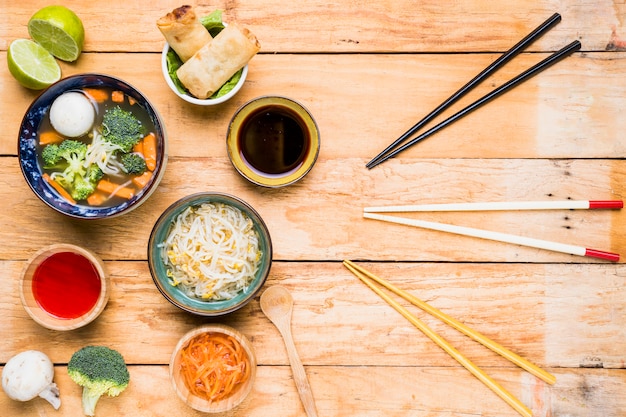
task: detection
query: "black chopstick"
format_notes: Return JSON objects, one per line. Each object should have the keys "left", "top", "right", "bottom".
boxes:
{"left": 366, "top": 13, "right": 563, "bottom": 169}
{"left": 366, "top": 39, "right": 581, "bottom": 169}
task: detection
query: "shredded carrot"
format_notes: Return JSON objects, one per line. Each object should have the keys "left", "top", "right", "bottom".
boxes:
{"left": 142, "top": 132, "right": 157, "bottom": 171}
{"left": 39, "top": 131, "right": 64, "bottom": 145}
{"left": 132, "top": 171, "right": 152, "bottom": 189}
{"left": 96, "top": 179, "right": 135, "bottom": 199}
{"left": 179, "top": 332, "right": 251, "bottom": 403}
{"left": 42, "top": 173, "right": 76, "bottom": 204}
{"left": 111, "top": 90, "right": 125, "bottom": 103}
{"left": 83, "top": 88, "right": 109, "bottom": 102}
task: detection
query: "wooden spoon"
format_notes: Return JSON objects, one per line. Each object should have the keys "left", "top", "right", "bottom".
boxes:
{"left": 260, "top": 286, "right": 319, "bottom": 417}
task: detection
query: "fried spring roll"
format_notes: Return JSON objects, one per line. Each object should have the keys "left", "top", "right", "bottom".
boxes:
{"left": 177, "top": 23, "right": 261, "bottom": 99}
{"left": 157, "top": 5, "right": 212, "bottom": 62}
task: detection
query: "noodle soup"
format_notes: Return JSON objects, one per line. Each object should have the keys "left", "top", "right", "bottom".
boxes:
{"left": 19, "top": 74, "right": 167, "bottom": 219}
{"left": 37, "top": 85, "right": 160, "bottom": 208}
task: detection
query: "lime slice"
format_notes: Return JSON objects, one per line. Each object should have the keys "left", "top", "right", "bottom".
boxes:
{"left": 28, "top": 5, "right": 84, "bottom": 62}
{"left": 7, "top": 39, "right": 61, "bottom": 90}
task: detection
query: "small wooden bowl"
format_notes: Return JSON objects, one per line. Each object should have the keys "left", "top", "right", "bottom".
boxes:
{"left": 170, "top": 324, "right": 257, "bottom": 413}
{"left": 20, "top": 244, "right": 109, "bottom": 331}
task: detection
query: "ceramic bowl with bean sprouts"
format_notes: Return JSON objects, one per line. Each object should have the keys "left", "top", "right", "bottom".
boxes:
{"left": 148, "top": 192, "right": 272, "bottom": 316}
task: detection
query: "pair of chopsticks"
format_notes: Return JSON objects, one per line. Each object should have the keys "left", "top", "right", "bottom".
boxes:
{"left": 343, "top": 260, "right": 555, "bottom": 417}
{"left": 367, "top": 13, "right": 581, "bottom": 169}
{"left": 364, "top": 200, "right": 622, "bottom": 261}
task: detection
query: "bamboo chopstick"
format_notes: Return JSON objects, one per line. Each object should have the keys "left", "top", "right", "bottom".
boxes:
{"left": 343, "top": 260, "right": 533, "bottom": 417}
{"left": 363, "top": 212, "right": 620, "bottom": 262}
{"left": 365, "top": 13, "right": 562, "bottom": 169}
{"left": 344, "top": 260, "right": 556, "bottom": 385}
{"left": 366, "top": 40, "right": 581, "bottom": 169}
{"left": 364, "top": 200, "right": 624, "bottom": 213}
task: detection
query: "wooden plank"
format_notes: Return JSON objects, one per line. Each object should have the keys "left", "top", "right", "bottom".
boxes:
{"left": 0, "top": 158, "right": 622, "bottom": 262}
{"left": 2, "top": 52, "right": 626, "bottom": 158}
{"left": 0, "top": 365, "right": 624, "bottom": 416}
{"left": 1, "top": 1, "right": 624, "bottom": 53}
{"left": 3, "top": 262, "right": 624, "bottom": 369}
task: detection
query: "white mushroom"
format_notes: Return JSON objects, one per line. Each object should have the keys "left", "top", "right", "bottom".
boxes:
{"left": 1, "top": 350, "right": 61, "bottom": 409}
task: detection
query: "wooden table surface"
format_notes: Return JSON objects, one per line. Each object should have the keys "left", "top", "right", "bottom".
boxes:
{"left": 1, "top": 1, "right": 625, "bottom": 416}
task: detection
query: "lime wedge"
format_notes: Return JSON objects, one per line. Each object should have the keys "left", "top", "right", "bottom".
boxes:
{"left": 28, "top": 5, "right": 84, "bottom": 62}
{"left": 7, "top": 39, "right": 61, "bottom": 90}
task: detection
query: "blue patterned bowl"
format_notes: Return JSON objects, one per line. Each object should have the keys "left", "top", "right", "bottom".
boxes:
{"left": 18, "top": 73, "right": 168, "bottom": 219}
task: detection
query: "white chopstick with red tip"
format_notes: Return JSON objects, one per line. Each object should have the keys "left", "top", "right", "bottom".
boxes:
{"left": 363, "top": 212, "right": 620, "bottom": 262}
{"left": 364, "top": 200, "right": 624, "bottom": 213}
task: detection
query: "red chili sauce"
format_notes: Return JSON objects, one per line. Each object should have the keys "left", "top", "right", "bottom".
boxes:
{"left": 32, "top": 251, "right": 101, "bottom": 319}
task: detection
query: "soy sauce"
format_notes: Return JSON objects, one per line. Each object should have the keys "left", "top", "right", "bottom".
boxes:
{"left": 32, "top": 251, "right": 101, "bottom": 319}
{"left": 238, "top": 105, "right": 309, "bottom": 176}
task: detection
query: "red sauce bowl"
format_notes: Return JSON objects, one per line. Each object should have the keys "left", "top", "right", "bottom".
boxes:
{"left": 20, "top": 244, "right": 109, "bottom": 331}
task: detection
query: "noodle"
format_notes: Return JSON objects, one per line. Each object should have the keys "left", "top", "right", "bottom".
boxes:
{"left": 160, "top": 202, "right": 262, "bottom": 301}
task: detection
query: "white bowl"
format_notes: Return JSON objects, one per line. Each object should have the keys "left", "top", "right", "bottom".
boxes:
{"left": 161, "top": 43, "right": 248, "bottom": 106}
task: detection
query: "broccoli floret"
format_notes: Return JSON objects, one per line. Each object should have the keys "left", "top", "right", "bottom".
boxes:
{"left": 57, "top": 140, "right": 88, "bottom": 183}
{"left": 101, "top": 106, "right": 144, "bottom": 153}
{"left": 42, "top": 140, "right": 87, "bottom": 174}
{"left": 42, "top": 143, "right": 61, "bottom": 167}
{"left": 68, "top": 346, "right": 130, "bottom": 416}
{"left": 71, "top": 166, "right": 102, "bottom": 201}
{"left": 120, "top": 153, "right": 147, "bottom": 175}
{"left": 87, "top": 165, "right": 104, "bottom": 183}
{"left": 41, "top": 140, "right": 103, "bottom": 201}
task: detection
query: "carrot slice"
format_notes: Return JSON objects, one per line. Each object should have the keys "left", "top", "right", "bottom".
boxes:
{"left": 86, "top": 191, "right": 109, "bottom": 206}
{"left": 132, "top": 171, "right": 152, "bottom": 189}
{"left": 42, "top": 173, "right": 76, "bottom": 204}
{"left": 96, "top": 179, "right": 135, "bottom": 199}
{"left": 142, "top": 133, "right": 157, "bottom": 171}
{"left": 83, "top": 88, "right": 109, "bottom": 102}
{"left": 132, "top": 139, "right": 144, "bottom": 155}
{"left": 39, "top": 131, "right": 64, "bottom": 145}
{"left": 128, "top": 96, "right": 137, "bottom": 106}
{"left": 111, "top": 90, "right": 125, "bottom": 103}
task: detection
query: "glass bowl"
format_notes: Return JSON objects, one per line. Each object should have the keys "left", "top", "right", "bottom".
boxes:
{"left": 18, "top": 73, "right": 168, "bottom": 219}
{"left": 148, "top": 192, "right": 272, "bottom": 316}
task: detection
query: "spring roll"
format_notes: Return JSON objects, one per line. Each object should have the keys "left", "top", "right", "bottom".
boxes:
{"left": 157, "top": 5, "right": 212, "bottom": 62}
{"left": 177, "top": 23, "right": 261, "bottom": 99}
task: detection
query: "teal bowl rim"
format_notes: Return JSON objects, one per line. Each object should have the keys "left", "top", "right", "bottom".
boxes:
{"left": 147, "top": 192, "right": 272, "bottom": 316}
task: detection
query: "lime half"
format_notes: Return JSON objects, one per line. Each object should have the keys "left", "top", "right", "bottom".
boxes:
{"left": 7, "top": 39, "right": 61, "bottom": 90}
{"left": 28, "top": 5, "right": 84, "bottom": 62}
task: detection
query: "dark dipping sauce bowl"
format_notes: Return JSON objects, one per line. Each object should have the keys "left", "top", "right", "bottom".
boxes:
{"left": 226, "top": 96, "right": 320, "bottom": 187}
